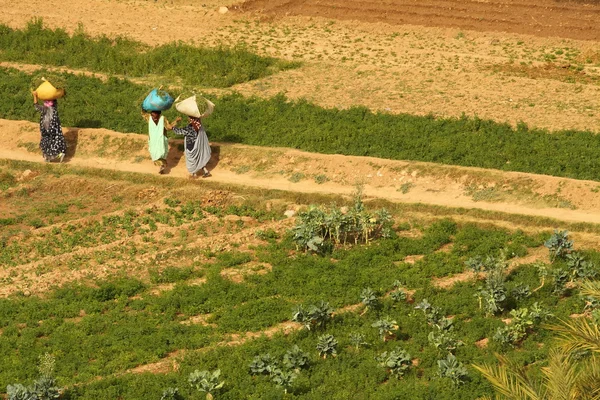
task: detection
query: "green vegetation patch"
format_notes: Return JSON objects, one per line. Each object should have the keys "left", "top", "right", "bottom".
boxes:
{"left": 5, "top": 65, "right": 600, "bottom": 181}
{"left": 0, "top": 19, "right": 298, "bottom": 88}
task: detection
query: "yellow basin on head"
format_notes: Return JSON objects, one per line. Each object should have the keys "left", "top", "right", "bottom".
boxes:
{"left": 35, "top": 80, "right": 65, "bottom": 101}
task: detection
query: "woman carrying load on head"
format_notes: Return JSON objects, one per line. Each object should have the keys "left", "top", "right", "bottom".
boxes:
{"left": 169, "top": 96, "right": 214, "bottom": 179}
{"left": 141, "top": 110, "right": 175, "bottom": 174}
{"left": 141, "top": 87, "right": 175, "bottom": 174}
{"left": 32, "top": 91, "right": 67, "bottom": 163}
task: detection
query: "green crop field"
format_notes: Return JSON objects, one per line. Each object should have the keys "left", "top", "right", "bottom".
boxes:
{"left": 1, "top": 161, "right": 598, "bottom": 399}
{"left": 2, "top": 12, "right": 600, "bottom": 400}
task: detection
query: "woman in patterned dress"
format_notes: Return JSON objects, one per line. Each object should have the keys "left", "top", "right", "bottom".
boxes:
{"left": 169, "top": 116, "right": 212, "bottom": 178}
{"left": 32, "top": 91, "right": 66, "bottom": 162}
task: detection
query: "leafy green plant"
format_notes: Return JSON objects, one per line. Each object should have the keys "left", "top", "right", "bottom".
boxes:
{"left": 249, "top": 354, "right": 278, "bottom": 376}
{"left": 348, "top": 332, "right": 369, "bottom": 350}
{"left": 6, "top": 354, "right": 61, "bottom": 400}
{"left": 544, "top": 230, "right": 573, "bottom": 262}
{"left": 565, "top": 252, "right": 597, "bottom": 281}
{"left": 291, "top": 193, "right": 393, "bottom": 252}
{"left": 390, "top": 288, "right": 407, "bottom": 302}
{"left": 316, "top": 334, "right": 338, "bottom": 359}
{"left": 160, "top": 387, "right": 183, "bottom": 400}
{"left": 188, "top": 369, "right": 224, "bottom": 400}
{"left": 7, "top": 384, "right": 34, "bottom": 400}
{"left": 360, "top": 287, "right": 380, "bottom": 313}
{"left": 465, "top": 255, "right": 502, "bottom": 272}
{"left": 552, "top": 268, "right": 570, "bottom": 296}
{"left": 377, "top": 348, "right": 412, "bottom": 378}
{"left": 291, "top": 301, "right": 334, "bottom": 331}
{"left": 493, "top": 303, "right": 552, "bottom": 346}
{"left": 437, "top": 354, "right": 468, "bottom": 386}
{"left": 372, "top": 318, "right": 398, "bottom": 342}
{"left": 283, "top": 345, "right": 310, "bottom": 372}
{"left": 511, "top": 284, "right": 531, "bottom": 301}
{"left": 270, "top": 368, "right": 297, "bottom": 394}
{"left": 475, "top": 258, "right": 507, "bottom": 316}
{"left": 414, "top": 299, "right": 443, "bottom": 325}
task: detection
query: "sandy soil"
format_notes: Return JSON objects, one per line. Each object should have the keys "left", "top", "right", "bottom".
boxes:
{"left": 0, "top": 0, "right": 599, "bottom": 132}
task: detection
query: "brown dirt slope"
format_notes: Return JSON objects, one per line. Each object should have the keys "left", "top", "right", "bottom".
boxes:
{"left": 237, "top": 0, "right": 600, "bottom": 41}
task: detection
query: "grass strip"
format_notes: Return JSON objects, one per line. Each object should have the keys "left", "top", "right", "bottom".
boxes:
{"left": 0, "top": 19, "right": 298, "bottom": 88}
{"left": 3, "top": 67, "right": 600, "bottom": 182}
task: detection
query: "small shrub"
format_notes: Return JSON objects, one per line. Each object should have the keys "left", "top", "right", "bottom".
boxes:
{"left": 493, "top": 303, "right": 552, "bottom": 346}
{"left": 292, "top": 301, "right": 334, "bottom": 331}
{"left": 474, "top": 258, "right": 507, "bottom": 316}
{"left": 360, "top": 287, "right": 380, "bottom": 313}
{"left": 270, "top": 368, "right": 297, "bottom": 394}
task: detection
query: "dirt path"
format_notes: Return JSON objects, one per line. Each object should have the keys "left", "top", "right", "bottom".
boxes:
{"left": 2, "top": 0, "right": 600, "bottom": 132}
{"left": 4, "top": 118, "right": 600, "bottom": 226}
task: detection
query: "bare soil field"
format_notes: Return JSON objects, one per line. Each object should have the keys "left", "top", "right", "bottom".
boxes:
{"left": 238, "top": 0, "right": 600, "bottom": 41}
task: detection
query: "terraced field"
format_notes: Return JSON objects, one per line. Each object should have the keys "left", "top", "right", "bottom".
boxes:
{"left": 1, "top": 0, "right": 600, "bottom": 398}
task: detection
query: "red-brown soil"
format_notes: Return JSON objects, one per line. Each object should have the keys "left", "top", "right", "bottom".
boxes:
{"left": 237, "top": 0, "right": 600, "bottom": 41}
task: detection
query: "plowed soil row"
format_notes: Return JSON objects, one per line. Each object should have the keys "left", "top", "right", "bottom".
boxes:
{"left": 237, "top": 0, "right": 600, "bottom": 41}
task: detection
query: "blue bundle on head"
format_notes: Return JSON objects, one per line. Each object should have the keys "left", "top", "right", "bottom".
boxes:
{"left": 142, "top": 88, "right": 174, "bottom": 112}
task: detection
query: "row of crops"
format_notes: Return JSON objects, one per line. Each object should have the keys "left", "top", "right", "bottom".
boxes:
{"left": 1, "top": 165, "right": 599, "bottom": 398}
